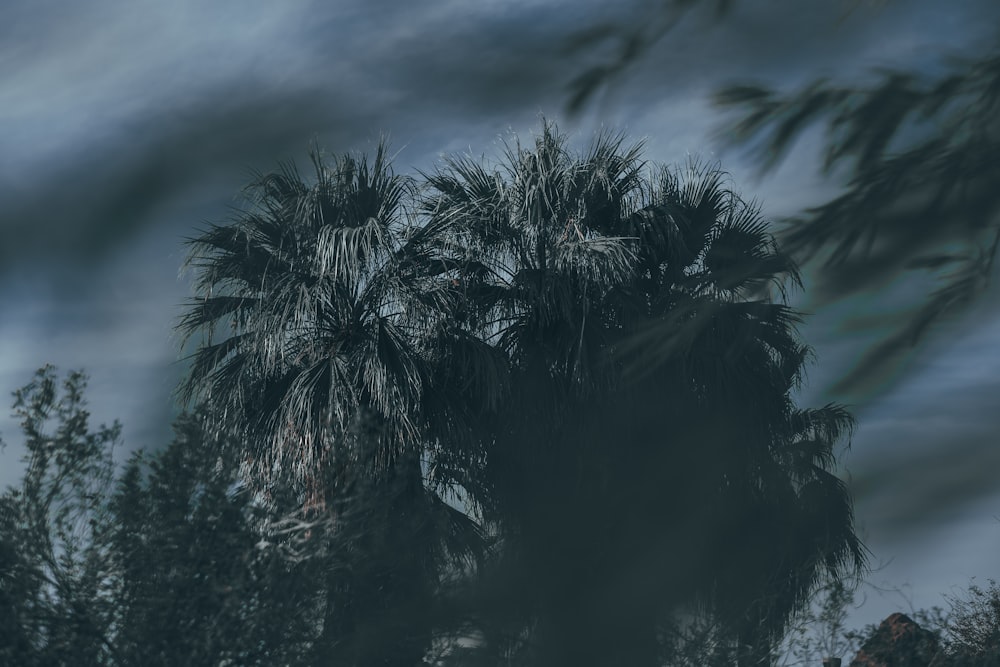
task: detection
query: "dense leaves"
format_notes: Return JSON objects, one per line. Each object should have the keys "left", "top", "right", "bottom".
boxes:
{"left": 0, "top": 367, "right": 120, "bottom": 666}
{"left": 0, "top": 369, "right": 322, "bottom": 666}
{"left": 940, "top": 580, "right": 1000, "bottom": 666}
{"left": 420, "top": 123, "right": 865, "bottom": 665}
{"left": 111, "top": 414, "right": 321, "bottom": 666}
{"left": 6, "top": 123, "right": 868, "bottom": 666}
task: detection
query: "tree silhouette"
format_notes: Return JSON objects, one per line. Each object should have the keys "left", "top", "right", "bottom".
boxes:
{"left": 110, "top": 412, "right": 323, "bottom": 666}
{"left": 423, "top": 122, "right": 866, "bottom": 666}
{"left": 0, "top": 367, "right": 121, "bottom": 667}
{"left": 0, "top": 368, "right": 337, "bottom": 665}
{"left": 174, "top": 122, "right": 867, "bottom": 666}
{"left": 178, "top": 144, "right": 485, "bottom": 666}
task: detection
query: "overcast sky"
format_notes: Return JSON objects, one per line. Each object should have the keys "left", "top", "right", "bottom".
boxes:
{"left": 3, "top": 0, "right": 1000, "bottom": 637}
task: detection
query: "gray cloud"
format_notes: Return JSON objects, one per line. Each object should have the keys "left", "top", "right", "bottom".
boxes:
{"left": 8, "top": 0, "right": 993, "bottom": 278}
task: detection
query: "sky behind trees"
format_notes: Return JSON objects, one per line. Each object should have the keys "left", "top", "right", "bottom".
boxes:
{"left": 3, "top": 0, "right": 1000, "bottom": 631}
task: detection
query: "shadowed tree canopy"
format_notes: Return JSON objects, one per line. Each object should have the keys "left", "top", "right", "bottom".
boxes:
{"left": 1, "top": 123, "right": 865, "bottom": 666}
{"left": 421, "top": 122, "right": 866, "bottom": 666}
{"left": 0, "top": 367, "right": 121, "bottom": 667}
{"left": 0, "top": 367, "right": 343, "bottom": 665}
{"left": 174, "top": 121, "right": 865, "bottom": 666}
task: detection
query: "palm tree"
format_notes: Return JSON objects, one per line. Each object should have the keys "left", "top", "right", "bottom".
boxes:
{"left": 178, "top": 144, "right": 484, "bottom": 666}
{"left": 177, "top": 124, "right": 865, "bottom": 666}
{"left": 422, "top": 122, "right": 866, "bottom": 666}
{"left": 420, "top": 124, "right": 645, "bottom": 665}
{"left": 606, "top": 159, "right": 868, "bottom": 665}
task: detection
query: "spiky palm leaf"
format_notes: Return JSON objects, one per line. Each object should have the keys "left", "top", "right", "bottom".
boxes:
{"left": 424, "top": 122, "right": 864, "bottom": 666}
{"left": 178, "top": 143, "right": 489, "bottom": 666}
{"left": 182, "top": 145, "right": 434, "bottom": 482}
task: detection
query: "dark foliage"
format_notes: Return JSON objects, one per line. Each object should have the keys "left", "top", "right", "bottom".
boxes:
{"left": 5, "top": 122, "right": 866, "bottom": 667}
{"left": 560, "top": 0, "right": 1000, "bottom": 397}
{"left": 714, "top": 25, "right": 1000, "bottom": 394}
{"left": 563, "top": 0, "right": 736, "bottom": 113}
{"left": 0, "top": 368, "right": 321, "bottom": 666}
{"left": 0, "top": 367, "right": 120, "bottom": 666}
{"left": 110, "top": 412, "right": 321, "bottom": 666}
{"left": 420, "top": 122, "right": 865, "bottom": 666}
{"left": 936, "top": 580, "right": 1000, "bottom": 666}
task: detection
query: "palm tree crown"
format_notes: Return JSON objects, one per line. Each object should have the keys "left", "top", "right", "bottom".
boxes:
{"left": 422, "top": 121, "right": 866, "bottom": 665}
{"left": 179, "top": 143, "right": 484, "bottom": 666}
{"left": 178, "top": 123, "right": 865, "bottom": 667}
{"left": 180, "top": 145, "right": 433, "bottom": 486}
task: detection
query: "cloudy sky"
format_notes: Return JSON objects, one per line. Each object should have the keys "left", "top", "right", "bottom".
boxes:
{"left": 3, "top": 0, "right": 999, "bottom": 635}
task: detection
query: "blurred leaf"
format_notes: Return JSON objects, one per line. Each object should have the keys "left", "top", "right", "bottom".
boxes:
{"left": 715, "top": 30, "right": 1000, "bottom": 393}
{"left": 565, "top": 0, "right": 737, "bottom": 114}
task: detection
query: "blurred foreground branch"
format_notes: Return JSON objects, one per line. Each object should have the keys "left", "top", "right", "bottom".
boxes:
{"left": 715, "top": 32, "right": 1000, "bottom": 393}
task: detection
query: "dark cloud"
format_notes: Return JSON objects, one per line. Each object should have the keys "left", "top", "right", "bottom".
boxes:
{"left": 1, "top": 1, "right": 599, "bottom": 279}
{"left": 8, "top": 0, "right": 992, "bottom": 279}
{"left": 851, "top": 423, "right": 1000, "bottom": 541}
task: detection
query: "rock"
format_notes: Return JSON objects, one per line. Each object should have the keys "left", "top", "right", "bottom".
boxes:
{"left": 850, "top": 612, "right": 940, "bottom": 667}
